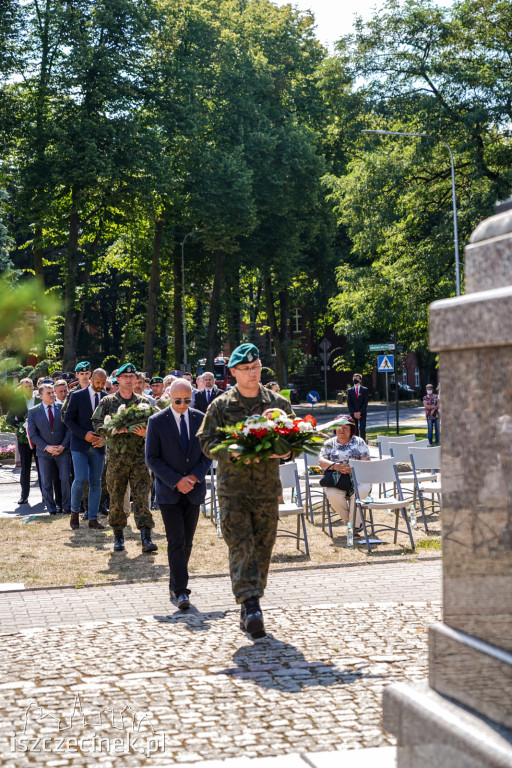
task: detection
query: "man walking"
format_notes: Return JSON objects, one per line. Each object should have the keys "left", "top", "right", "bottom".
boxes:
{"left": 347, "top": 373, "right": 369, "bottom": 442}
{"left": 423, "top": 384, "right": 440, "bottom": 445}
{"left": 92, "top": 362, "right": 157, "bottom": 553}
{"left": 146, "top": 379, "right": 211, "bottom": 609}
{"left": 197, "top": 343, "right": 293, "bottom": 639}
{"left": 27, "top": 383, "right": 71, "bottom": 515}
{"left": 64, "top": 368, "right": 108, "bottom": 531}
{"left": 194, "top": 371, "right": 222, "bottom": 413}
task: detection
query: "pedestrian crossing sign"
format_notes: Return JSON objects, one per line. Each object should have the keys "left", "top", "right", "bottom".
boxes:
{"left": 378, "top": 354, "right": 394, "bottom": 372}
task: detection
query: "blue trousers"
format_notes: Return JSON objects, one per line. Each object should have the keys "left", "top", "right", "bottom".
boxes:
{"left": 71, "top": 448, "right": 105, "bottom": 519}
{"left": 427, "top": 418, "right": 440, "bottom": 445}
{"left": 38, "top": 451, "right": 71, "bottom": 513}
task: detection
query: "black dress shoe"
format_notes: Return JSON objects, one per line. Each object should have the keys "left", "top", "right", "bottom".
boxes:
{"left": 177, "top": 593, "right": 190, "bottom": 610}
{"left": 243, "top": 597, "right": 265, "bottom": 638}
{"left": 18, "top": 498, "right": 28, "bottom": 505}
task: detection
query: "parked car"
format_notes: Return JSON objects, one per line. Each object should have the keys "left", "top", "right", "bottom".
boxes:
{"left": 389, "top": 382, "right": 416, "bottom": 399}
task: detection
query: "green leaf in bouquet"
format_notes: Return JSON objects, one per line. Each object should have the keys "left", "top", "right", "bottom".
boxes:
{"left": 273, "top": 436, "right": 292, "bottom": 455}
{"left": 255, "top": 444, "right": 263, "bottom": 452}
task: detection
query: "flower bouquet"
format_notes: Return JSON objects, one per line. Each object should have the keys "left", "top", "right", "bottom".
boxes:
{"left": 211, "top": 408, "right": 327, "bottom": 465}
{"left": 96, "top": 401, "right": 159, "bottom": 437}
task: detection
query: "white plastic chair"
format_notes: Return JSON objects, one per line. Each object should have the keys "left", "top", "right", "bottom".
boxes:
{"left": 202, "top": 460, "right": 222, "bottom": 537}
{"left": 300, "top": 449, "right": 324, "bottom": 523}
{"left": 389, "top": 439, "right": 430, "bottom": 502}
{"left": 409, "top": 446, "right": 442, "bottom": 533}
{"left": 278, "top": 462, "right": 309, "bottom": 556}
{"left": 349, "top": 458, "right": 415, "bottom": 553}
{"left": 377, "top": 434, "right": 416, "bottom": 459}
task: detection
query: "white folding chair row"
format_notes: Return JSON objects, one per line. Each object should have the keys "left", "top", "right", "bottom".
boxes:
{"left": 388, "top": 439, "right": 431, "bottom": 503}
{"left": 278, "top": 462, "right": 309, "bottom": 556}
{"left": 300, "top": 449, "right": 325, "bottom": 523}
{"left": 409, "top": 446, "right": 442, "bottom": 533}
{"left": 349, "top": 458, "right": 416, "bottom": 552}
{"left": 377, "top": 433, "right": 416, "bottom": 459}
{"left": 202, "top": 460, "right": 222, "bottom": 537}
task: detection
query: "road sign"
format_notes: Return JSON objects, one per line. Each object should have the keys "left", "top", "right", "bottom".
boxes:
{"left": 320, "top": 365, "right": 331, "bottom": 371}
{"left": 369, "top": 344, "right": 395, "bottom": 352}
{"left": 319, "top": 350, "right": 330, "bottom": 363}
{"left": 319, "top": 337, "right": 331, "bottom": 352}
{"left": 307, "top": 391, "right": 320, "bottom": 404}
{"left": 378, "top": 354, "right": 394, "bottom": 372}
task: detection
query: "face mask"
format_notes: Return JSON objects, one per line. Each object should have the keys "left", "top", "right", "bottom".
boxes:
{"left": 426, "top": 390, "right": 433, "bottom": 395}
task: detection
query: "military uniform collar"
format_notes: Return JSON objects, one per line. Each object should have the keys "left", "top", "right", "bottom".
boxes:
{"left": 231, "top": 384, "right": 272, "bottom": 402}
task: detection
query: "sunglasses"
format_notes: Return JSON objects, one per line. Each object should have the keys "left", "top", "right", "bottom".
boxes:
{"left": 173, "top": 398, "right": 191, "bottom": 404}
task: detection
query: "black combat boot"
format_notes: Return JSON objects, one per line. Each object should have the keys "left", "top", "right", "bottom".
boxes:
{"left": 140, "top": 527, "right": 158, "bottom": 553}
{"left": 242, "top": 597, "right": 265, "bottom": 639}
{"left": 113, "top": 529, "right": 125, "bottom": 552}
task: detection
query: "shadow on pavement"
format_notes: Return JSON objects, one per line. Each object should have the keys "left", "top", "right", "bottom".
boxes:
{"left": 155, "top": 608, "right": 227, "bottom": 632}
{"left": 213, "top": 634, "right": 384, "bottom": 690}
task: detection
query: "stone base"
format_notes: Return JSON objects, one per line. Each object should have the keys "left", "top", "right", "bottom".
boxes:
{"left": 384, "top": 681, "right": 512, "bottom": 768}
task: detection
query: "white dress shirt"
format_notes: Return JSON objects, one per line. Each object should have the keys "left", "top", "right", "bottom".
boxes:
{"left": 171, "top": 407, "right": 190, "bottom": 439}
{"left": 88, "top": 385, "right": 101, "bottom": 412}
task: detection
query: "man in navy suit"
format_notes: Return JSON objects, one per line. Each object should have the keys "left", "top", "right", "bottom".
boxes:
{"left": 27, "top": 383, "right": 71, "bottom": 515}
{"left": 64, "top": 368, "right": 108, "bottom": 531}
{"left": 193, "top": 371, "right": 223, "bottom": 413}
{"left": 146, "top": 379, "right": 211, "bottom": 610}
{"left": 346, "top": 373, "right": 369, "bottom": 442}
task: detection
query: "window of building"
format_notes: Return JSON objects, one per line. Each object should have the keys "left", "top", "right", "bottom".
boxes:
{"left": 292, "top": 308, "right": 302, "bottom": 334}
{"left": 402, "top": 368, "right": 407, "bottom": 384}
{"left": 415, "top": 368, "right": 420, "bottom": 388}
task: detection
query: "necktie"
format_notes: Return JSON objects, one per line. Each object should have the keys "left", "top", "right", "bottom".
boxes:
{"left": 48, "top": 405, "right": 54, "bottom": 430}
{"left": 94, "top": 393, "right": 99, "bottom": 410}
{"left": 180, "top": 414, "right": 189, "bottom": 453}
{"left": 206, "top": 389, "right": 211, "bottom": 405}
{"left": 356, "top": 387, "right": 359, "bottom": 398}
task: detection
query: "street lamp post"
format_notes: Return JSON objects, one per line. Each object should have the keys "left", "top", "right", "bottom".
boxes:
{"left": 361, "top": 129, "right": 461, "bottom": 296}
{"left": 181, "top": 230, "right": 200, "bottom": 369}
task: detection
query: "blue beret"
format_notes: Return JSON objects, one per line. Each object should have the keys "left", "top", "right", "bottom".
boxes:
{"left": 75, "top": 361, "right": 91, "bottom": 372}
{"left": 117, "top": 362, "right": 136, "bottom": 376}
{"left": 228, "top": 343, "right": 260, "bottom": 368}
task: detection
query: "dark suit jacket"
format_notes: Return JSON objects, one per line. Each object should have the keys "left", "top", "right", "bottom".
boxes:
{"left": 27, "top": 402, "right": 70, "bottom": 457}
{"left": 64, "top": 387, "right": 107, "bottom": 453}
{"left": 145, "top": 406, "right": 211, "bottom": 505}
{"left": 194, "top": 386, "right": 223, "bottom": 414}
{"left": 347, "top": 385, "right": 369, "bottom": 417}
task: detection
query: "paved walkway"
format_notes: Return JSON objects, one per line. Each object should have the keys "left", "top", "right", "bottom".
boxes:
{"left": 0, "top": 560, "right": 441, "bottom": 766}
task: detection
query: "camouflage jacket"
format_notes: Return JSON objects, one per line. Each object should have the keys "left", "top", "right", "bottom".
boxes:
{"left": 196, "top": 384, "right": 295, "bottom": 498}
{"left": 92, "top": 391, "right": 151, "bottom": 457}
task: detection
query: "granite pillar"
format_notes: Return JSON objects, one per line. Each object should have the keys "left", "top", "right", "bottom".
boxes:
{"left": 383, "top": 206, "right": 512, "bottom": 767}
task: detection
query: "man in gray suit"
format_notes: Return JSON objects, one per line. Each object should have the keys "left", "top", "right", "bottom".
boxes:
{"left": 27, "top": 383, "right": 71, "bottom": 515}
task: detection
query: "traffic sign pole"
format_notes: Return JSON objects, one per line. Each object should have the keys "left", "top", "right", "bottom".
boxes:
{"left": 394, "top": 331, "right": 400, "bottom": 434}
{"left": 385, "top": 372, "right": 389, "bottom": 428}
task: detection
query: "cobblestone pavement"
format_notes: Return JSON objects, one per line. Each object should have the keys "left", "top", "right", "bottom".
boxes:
{"left": 0, "top": 561, "right": 441, "bottom": 766}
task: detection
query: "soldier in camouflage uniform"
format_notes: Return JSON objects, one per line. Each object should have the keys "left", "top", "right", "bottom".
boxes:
{"left": 197, "top": 343, "right": 294, "bottom": 639}
{"left": 92, "top": 362, "right": 157, "bottom": 554}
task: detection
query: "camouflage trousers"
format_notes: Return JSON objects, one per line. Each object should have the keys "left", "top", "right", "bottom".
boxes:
{"left": 218, "top": 495, "right": 279, "bottom": 604}
{"left": 106, "top": 454, "right": 154, "bottom": 531}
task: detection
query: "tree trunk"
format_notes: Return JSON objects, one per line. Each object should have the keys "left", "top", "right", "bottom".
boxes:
{"left": 143, "top": 217, "right": 163, "bottom": 375}
{"left": 205, "top": 251, "right": 226, "bottom": 370}
{"left": 158, "top": 301, "right": 170, "bottom": 375}
{"left": 33, "top": 232, "right": 44, "bottom": 285}
{"left": 62, "top": 211, "right": 80, "bottom": 370}
{"left": 173, "top": 250, "right": 183, "bottom": 368}
{"left": 249, "top": 275, "right": 263, "bottom": 342}
{"left": 263, "top": 274, "right": 288, "bottom": 387}
{"left": 226, "top": 256, "right": 241, "bottom": 351}
{"left": 120, "top": 272, "right": 134, "bottom": 361}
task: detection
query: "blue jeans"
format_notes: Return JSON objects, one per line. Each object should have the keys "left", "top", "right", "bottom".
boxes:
{"left": 71, "top": 448, "right": 105, "bottom": 519}
{"left": 427, "top": 418, "right": 439, "bottom": 445}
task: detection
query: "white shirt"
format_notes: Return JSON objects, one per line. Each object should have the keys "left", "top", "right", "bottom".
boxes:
{"left": 44, "top": 403, "right": 55, "bottom": 423}
{"left": 26, "top": 395, "right": 36, "bottom": 410}
{"left": 171, "top": 407, "right": 190, "bottom": 439}
{"left": 88, "top": 385, "right": 101, "bottom": 413}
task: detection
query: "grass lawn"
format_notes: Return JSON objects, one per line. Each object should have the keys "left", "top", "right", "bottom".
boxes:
{"left": 0, "top": 495, "right": 441, "bottom": 589}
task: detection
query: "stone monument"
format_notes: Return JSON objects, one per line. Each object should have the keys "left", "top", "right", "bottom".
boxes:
{"left": 383, "top": 201, "right": 512, "bottom": 767}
